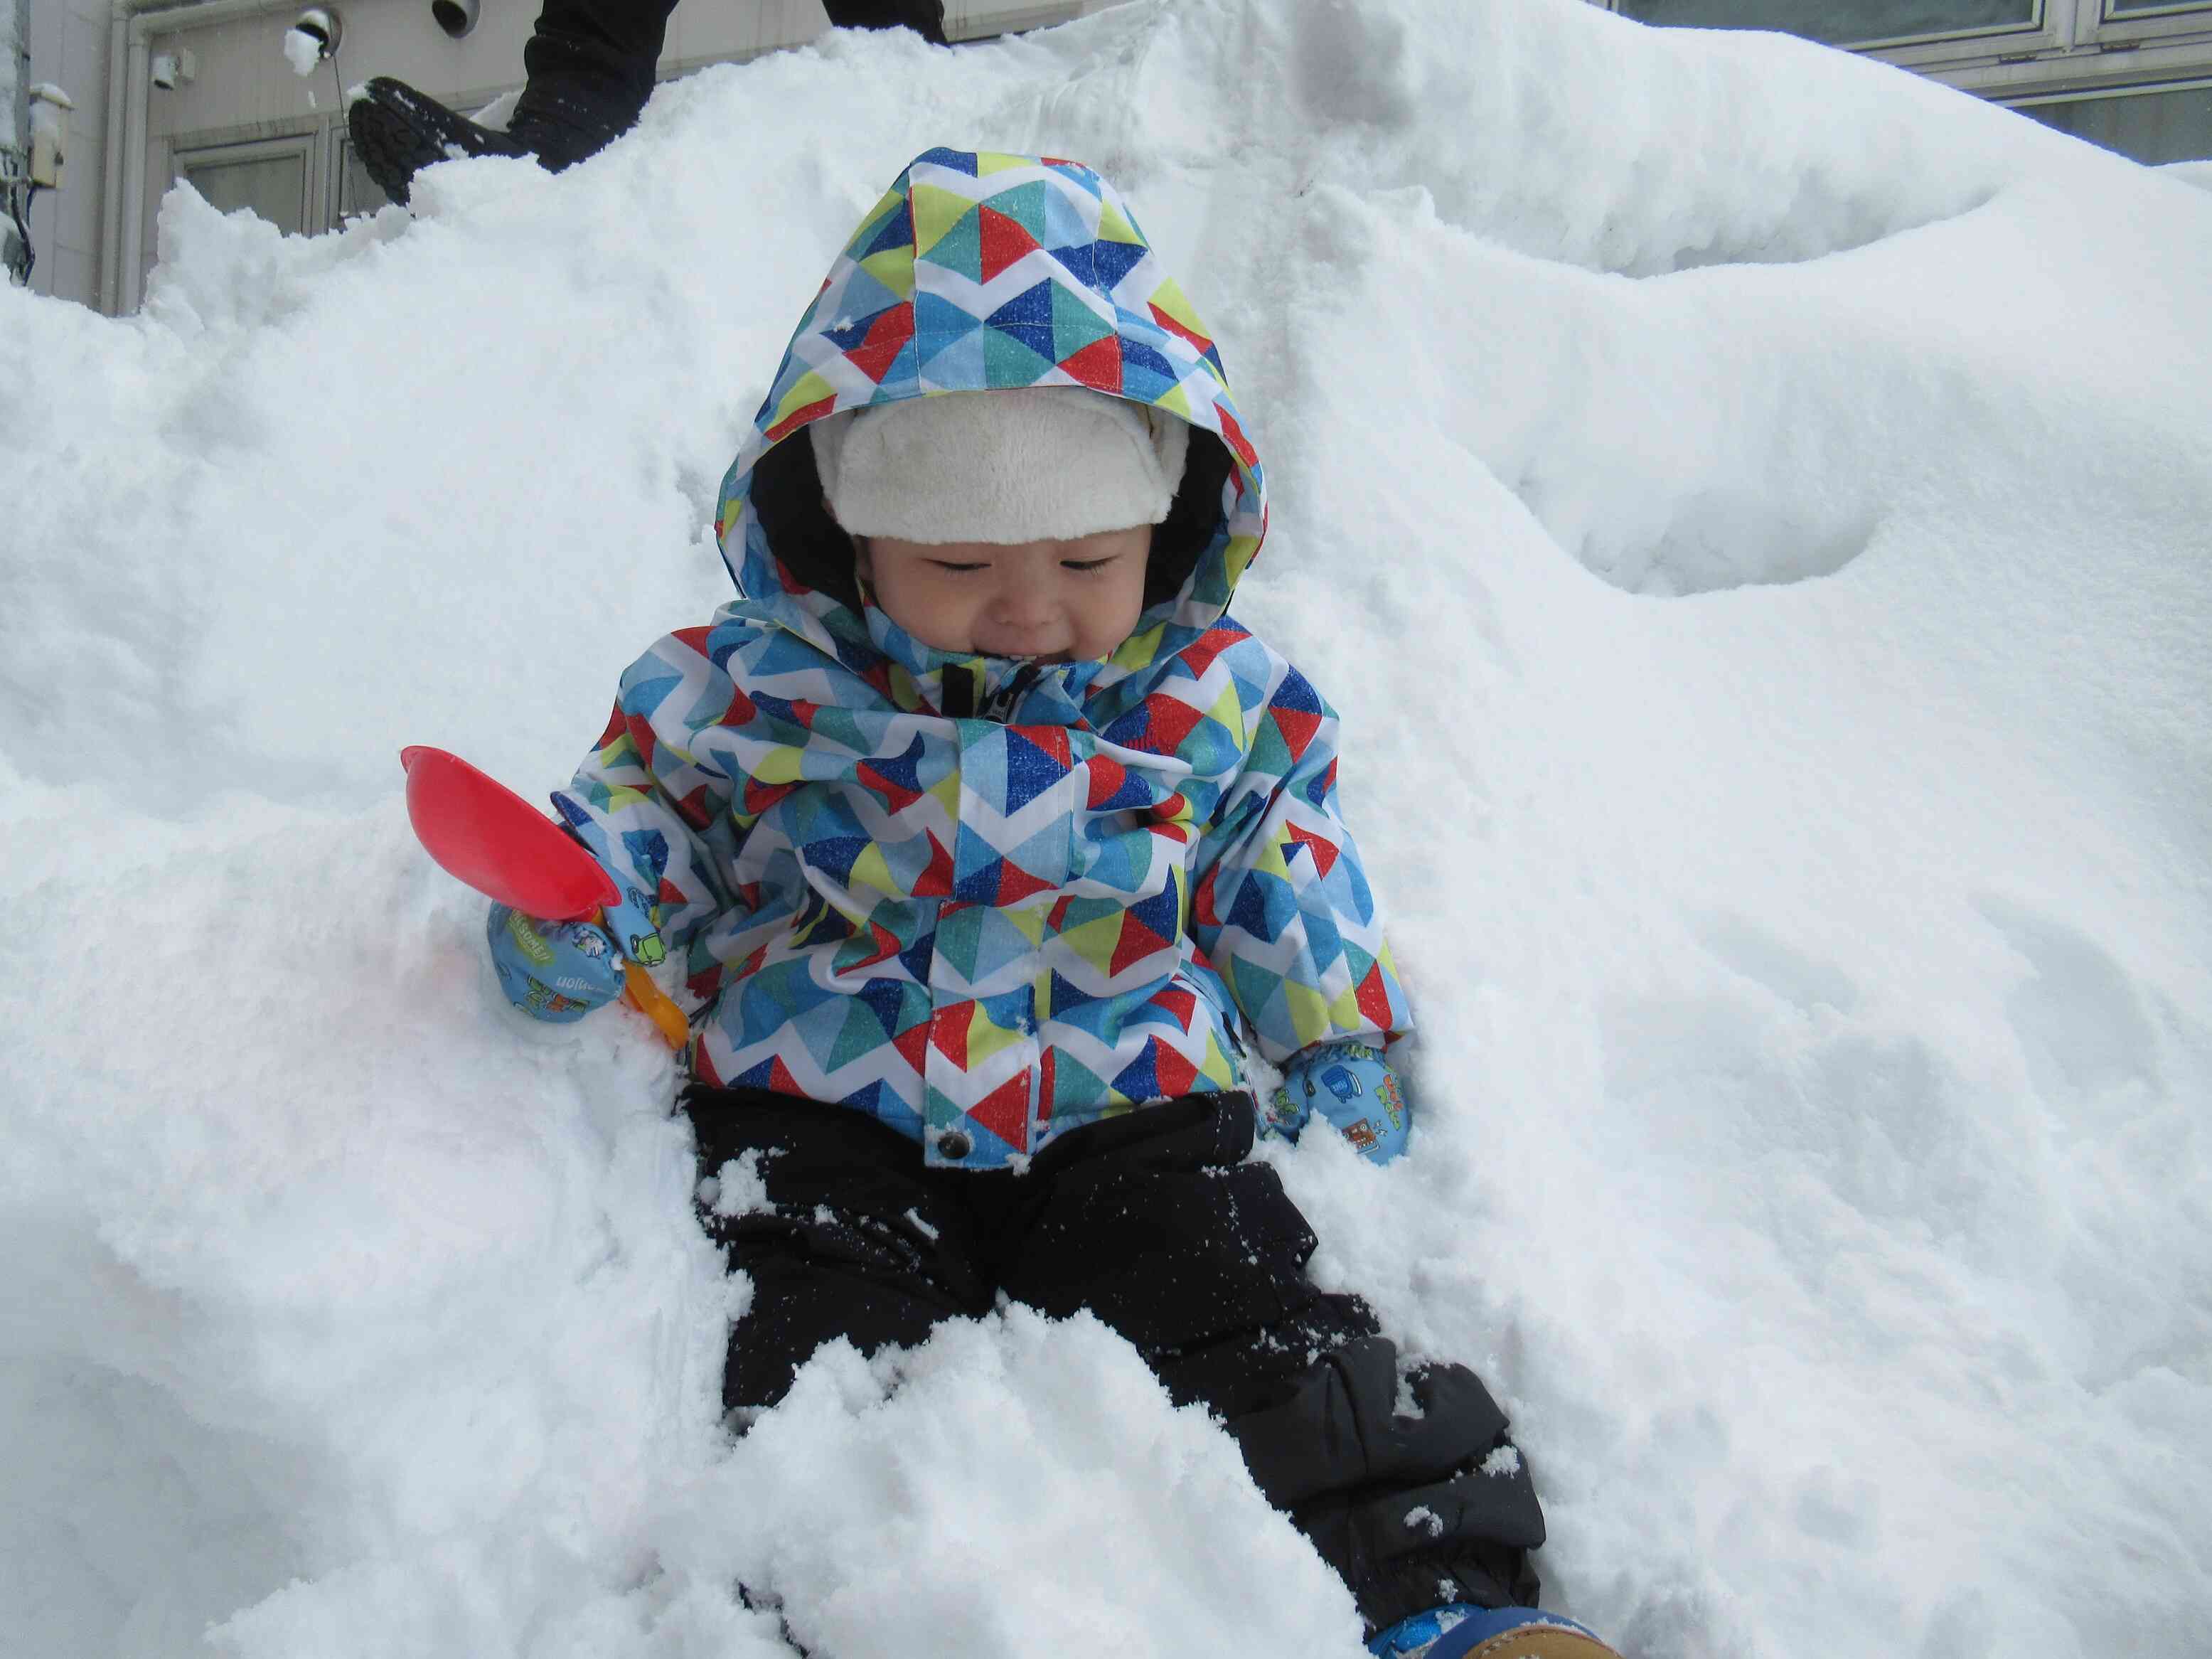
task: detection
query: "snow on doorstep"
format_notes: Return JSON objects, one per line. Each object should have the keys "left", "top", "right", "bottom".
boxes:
{"left": 2, "top": 1, "right": 2209, "bottom": 1656}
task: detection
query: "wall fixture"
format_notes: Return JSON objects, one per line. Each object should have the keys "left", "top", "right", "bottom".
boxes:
{"left": 432, "top": 0, "right": 482, "bottom": 39}
{"left": 289, "top": 6, "right": 343, "bottom": 62}
{"left": 149, "top": 49, "right": 198, "bottom": 90}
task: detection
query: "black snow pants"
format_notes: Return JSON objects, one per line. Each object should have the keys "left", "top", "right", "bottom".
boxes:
{"left": 525, "top": 0, "right": 949, "bottom": 119}
{"left": 686, "top": 1085, "right": 1546, "bottom": 1635}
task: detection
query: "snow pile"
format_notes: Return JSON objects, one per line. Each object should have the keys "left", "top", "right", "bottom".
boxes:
{"left": 3, "top": 1, "right": 2208, "bottom": 1655}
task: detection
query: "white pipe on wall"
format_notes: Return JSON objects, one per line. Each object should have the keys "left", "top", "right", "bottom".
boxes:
{"left": 118, "top": 20, "right": 151, "bottom": 312}
{"left": 100, "top": 8, "right": 128, "bottom": 312}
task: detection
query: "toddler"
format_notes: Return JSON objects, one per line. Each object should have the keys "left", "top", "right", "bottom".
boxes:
{"left": 489, "top": 149, "right": 1615, "bottom": 1659}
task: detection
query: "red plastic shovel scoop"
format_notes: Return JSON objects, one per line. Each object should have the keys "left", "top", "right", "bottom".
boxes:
{"left": 400, "top": 745, "right": 688, "bottom": 1049}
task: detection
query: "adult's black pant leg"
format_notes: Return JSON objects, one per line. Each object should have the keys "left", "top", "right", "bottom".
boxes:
{"left": 685, "top": 1087, "right": 993, "bottom": 1416}
{"left": 525, "top": 0, "right": 680, "bottom": 119}
{"left": 526, "top": 1, "right": 945, "bottom": 121}
{"left": 998, "top": 1093, "right": 1547, "bottom": 1636}
{"left": 823, "top": 0, "right": 950, "bottom": 45}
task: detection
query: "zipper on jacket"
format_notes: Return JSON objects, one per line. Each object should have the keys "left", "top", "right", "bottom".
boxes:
{"left": 983, "top": 662, "right": 1042, "bottom": 723}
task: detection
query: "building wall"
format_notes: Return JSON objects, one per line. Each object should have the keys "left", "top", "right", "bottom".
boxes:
{"left": 1609, "top": 0, "right": 2212, "bottom": 158}
{"left": 3, "top": 0, "right": 21, "bottom": 162}
{"left": 19, "top": 0, "right": 107, "bottom": 302}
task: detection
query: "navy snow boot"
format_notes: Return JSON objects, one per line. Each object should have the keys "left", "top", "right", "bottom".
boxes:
{"left": 1369, "top": 1604, "right": 1621, "bottom": 1659}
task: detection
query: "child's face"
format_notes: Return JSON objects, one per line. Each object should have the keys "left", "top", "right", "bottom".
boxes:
{"left": 855, "top": 526, "right": 1153, "bottom": 662}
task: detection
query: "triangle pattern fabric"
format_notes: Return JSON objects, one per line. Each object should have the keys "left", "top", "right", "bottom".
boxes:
{"left": 833, "top": 264, "right": 907, "bottom": 324}
{"left": 1050, "top": 282, "right": 1117, "bottom": 363}
{"left": 857, "top": 196, "right": 914, "bottom": 261}
{"left": 1040, "top": 183, "right": 1094, "bottom": 252}
{"left": 914, "top": 289, "right": 985, "bottom": 353}
{"left": 985, "top": 280, "right": 1058, "bottom": 369}
{"left": 965, "top": 1072, "right": 1032, "bottom": 1152}
{"left": 920, "top": 327, "right": 988, "bottom": 389}
{"left": 926, "top": 203, "right": 985, "bottom": 284}
{"left": 978, "top": 205, "right": 1042, "bottom": 284}
{"left": 1001, "top": 726, "right": 1067, "bottom": 814}
{"left": 1089, "top": 235, "right": 1150, "bottom": 292}
{"left": 983, "top": 178, "right": 1052, "bottom": 241}
{"left": 1059, "top": 335, "right": 1121, "bottom": 393}
{"left": 985, "top": 329, "right": 1057, "bottom": 388}
{"left": 914, "top": 146, "right": 981, "bottom": 176}
{"left": 912, "top": 181, "right": 977, "bottom": 255}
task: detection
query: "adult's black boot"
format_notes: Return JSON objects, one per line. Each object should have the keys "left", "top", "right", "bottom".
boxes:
{"left": 346, "top": 0, "right": 949, "bottom": 207}
{"left": 343, "top": 73, "right": 640, "bottom": 206}
{"left": 346, "top": 0, "right": 672, "bottom": 205}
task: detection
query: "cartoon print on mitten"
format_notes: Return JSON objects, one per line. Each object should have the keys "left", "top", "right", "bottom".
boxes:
{"left": 1266, "top": 1041, "right": 1411, "bottom": 1164}
{"left": 613, "top": 883, "right": 666, "bottom": 967}
{"left": 486, "top": 904, "right": 626, "bottom": 1023}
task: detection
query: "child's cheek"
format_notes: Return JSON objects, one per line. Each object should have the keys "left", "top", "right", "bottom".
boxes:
{"left": 927, "top": 585, "right": 968, "bottom": 649}
{"left": 903, "top": 582, "right": 971, "bottom": 654}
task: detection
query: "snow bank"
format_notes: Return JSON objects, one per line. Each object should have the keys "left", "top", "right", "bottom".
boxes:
{"left": 2, "top": 1, "right": 2207, "bottom": 1655}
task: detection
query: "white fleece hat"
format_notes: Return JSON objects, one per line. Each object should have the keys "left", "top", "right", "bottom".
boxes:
{"left": 811, "top": 387, "right": 1190, "bottom": 545}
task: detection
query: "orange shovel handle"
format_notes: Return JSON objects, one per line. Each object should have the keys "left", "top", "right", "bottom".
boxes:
{"left": 608, "top": 926, "right": 690, "bottom": 1051}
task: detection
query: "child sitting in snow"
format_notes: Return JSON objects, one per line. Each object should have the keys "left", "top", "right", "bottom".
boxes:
{"left": 488, "top": 148, "right": 1615, "bottom": 1659}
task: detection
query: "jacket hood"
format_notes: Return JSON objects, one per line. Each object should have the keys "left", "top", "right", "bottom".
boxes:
{"left": 713, "top": 148, "right": 1268, "bottom": 707}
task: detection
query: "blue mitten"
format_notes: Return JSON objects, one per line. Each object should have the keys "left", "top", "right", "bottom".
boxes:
{"left": 486, "top": 903, "right": 626, "bottom": 1023}
{"left": 1264, "top": 1040, "right": 1411, "bottom": 1164}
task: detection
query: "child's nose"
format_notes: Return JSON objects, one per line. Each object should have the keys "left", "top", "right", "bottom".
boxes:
{"left": 990, "top": 578, "right": 1058, "bottom": 628}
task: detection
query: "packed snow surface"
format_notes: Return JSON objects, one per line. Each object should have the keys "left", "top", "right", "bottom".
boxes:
{"left": 4, "top": 1, "right": 2209, "bottom": 1655}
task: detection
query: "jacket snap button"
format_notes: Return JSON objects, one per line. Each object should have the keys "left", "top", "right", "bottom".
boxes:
{"left": 936, "top": 1129, "right": 973, "bottom": 1160}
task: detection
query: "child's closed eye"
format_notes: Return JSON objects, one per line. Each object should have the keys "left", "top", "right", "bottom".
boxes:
{"left": 1062, "top": 557, "right": 1118, "bottom": 573}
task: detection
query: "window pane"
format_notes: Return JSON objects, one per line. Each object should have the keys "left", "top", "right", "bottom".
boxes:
{"left": 181, "top": 153, "right": 308, "bottom": 235}
{"left": 2105, "top": 0, "right": 2212, "bottom": 14}
{"left": 1618, "top": 0, "right": 2036, "bottom": 48}
{"left": 2015, "top": 82, "right": 2212, "bottom": 164}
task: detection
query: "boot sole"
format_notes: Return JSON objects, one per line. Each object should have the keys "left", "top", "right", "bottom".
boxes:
{"left": 346, "top": 78, "right": 526, "bottom": 208}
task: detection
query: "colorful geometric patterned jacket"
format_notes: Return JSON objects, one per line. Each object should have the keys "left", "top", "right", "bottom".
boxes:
{"left": 550, "top": 149, "right": 1413, "bottom": 1168}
